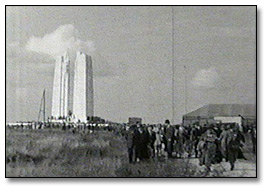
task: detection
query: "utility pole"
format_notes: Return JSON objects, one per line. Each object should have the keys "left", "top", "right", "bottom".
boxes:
{"left": 43, "top": 89, "right": 46, "bottom": 122}
{"left": 171, "top": 6, "right": 175, "bottom": 124}
{"left": 184, "top": 65, "right": 188, "bottom": 114}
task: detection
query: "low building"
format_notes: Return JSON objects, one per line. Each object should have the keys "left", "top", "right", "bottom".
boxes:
{"left": 128, "top": 117, "right": 142, "bottom": 126}
{"left": 182, "top": 104, "right": 256, "bottom": 127}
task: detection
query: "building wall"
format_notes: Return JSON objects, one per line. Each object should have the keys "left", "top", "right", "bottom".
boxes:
{"left": 128, "top": 117, "right": 142, "bottom": 126}
{"left": 51, "top": 56, "right": 61, "bottom": 118}
{"left": 214, "top": 116, "right": 242, "bottom": 125}
{"left": 51, "top": 52, "right": 70, "bottom": 118}
{"left": 183, "top": 116, "right": 255, "bottom": 128}
{"left": 73, "top": 51, "right": 86, "bottom": 121}
{"left": 52, "top": 51, "right": 94, "bottom": 122}
{"left": 182, "top": 117, "right": 216, "bottom": 126}
{"left": 60, "top": 53, "right": 69, "bottom": 117}
{"left": 85, "top": 54, "right": 94, "bottom": 118}
{"left": 72, "top": 51, "right": 94, "bottom": 122}
{"left": 67, "top": 61, "right": 74, "bottom": 115}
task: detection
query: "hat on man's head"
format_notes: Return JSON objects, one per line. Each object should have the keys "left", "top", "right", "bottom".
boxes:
{"left": 165, "top": 119, "right": 170, "bottom": 124}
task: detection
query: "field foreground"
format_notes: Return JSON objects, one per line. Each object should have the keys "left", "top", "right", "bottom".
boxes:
{"left": 6, "top": 128, "right": 256, "bottom": 177}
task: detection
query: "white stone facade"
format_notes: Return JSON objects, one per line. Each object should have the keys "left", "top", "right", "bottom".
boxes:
{"left": 51, "top": 51, "right": 93, "bottom": 121}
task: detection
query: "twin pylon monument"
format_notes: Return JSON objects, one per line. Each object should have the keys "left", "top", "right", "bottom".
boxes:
{"left": 51, "top": 51, "right": 94, "bottom": 122}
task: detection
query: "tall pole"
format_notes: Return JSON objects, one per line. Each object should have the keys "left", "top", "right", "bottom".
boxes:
{"left": 43, "top": 89, "right": 46, "bottom": 122}
{"left": 171, "top": 6, "right": 175, "bottom": 124}
{"left": 184, "top": 65, "right": 188, "bottom": 114}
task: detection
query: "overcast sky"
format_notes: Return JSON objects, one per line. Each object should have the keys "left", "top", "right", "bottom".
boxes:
{"left": 6, "top": 6, "right": 256, "bottom": 123}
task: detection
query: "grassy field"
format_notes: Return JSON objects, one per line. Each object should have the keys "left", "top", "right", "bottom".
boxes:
{"left": 6, "top": 128, "right": 255, "bottom": 177}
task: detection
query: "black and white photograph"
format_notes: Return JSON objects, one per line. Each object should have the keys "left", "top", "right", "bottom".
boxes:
{"left": 5, "top": 5, "right": 257, "bottom": 178}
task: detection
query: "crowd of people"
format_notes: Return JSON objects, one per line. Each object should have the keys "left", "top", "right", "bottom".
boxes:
{"left": 124, "top": 120, "right": 256, "bottom": 171}
{"left": 7, "top": 118, "right": 256, "bottom": 171}
{"left": 6, "top": 121, "right": 117, "bottom": 134}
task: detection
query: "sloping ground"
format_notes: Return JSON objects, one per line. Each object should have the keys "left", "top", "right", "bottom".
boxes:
{"left": 187, "top": 158, "right": 256, "bottom": 177}
{"left": 6, "top": 128, "right": 205, "bottom": 177}
{"left": 6, "top": 128, "right": 256, "bottom": 177}
{"left": 6, "top": 128, "right": 128, "bottom": 177}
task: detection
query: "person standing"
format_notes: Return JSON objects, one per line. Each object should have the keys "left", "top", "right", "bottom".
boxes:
{"left": 248, "top": 125, "right": 256, "bottom": 154}
{"left": 133, "top": 124, "right": 149, "bottom": 162}
{"left": 153, "top": 124, "right": 163, "bottom": 158}
{"left": 226, "top": 128, "right": 241, "bottom": 170}
{"left": 176, "top": 125, "right": 186, "bottom": 158}
{"left": 164, "top": 120, "right": 175, "bottom": 158}
{"left": 219, "top": 125, "right": 231, "bottom": 161}
{"left": 125, "top": 125, "right": 135, "bottom": 163}
{"left": 141, "top": 126, "right": 150, "bottom": 160}
{"left": 190, "top": 125, "right": 200, "bottom": 158}
{"left": 199, "top": 127, "right": 218, "bottom": 171}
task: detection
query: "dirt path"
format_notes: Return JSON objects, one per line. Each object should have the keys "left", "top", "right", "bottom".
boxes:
{"left": 187, "top": 157, "right": 256, "bottom": 177}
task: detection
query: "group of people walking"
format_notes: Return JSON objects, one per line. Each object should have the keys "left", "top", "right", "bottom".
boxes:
{"left": 7, "top": 118, "right": 256, "bottom": 172}
{"left": 125, "top": 120, "right": 256, "bottom": 171}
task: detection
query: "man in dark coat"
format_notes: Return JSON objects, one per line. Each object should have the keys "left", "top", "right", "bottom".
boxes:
{"left": 234, "top": 127, "right": 247, "bottom": 160}
{"left": 226, "top": 129, "right": 241, "bottom": 170}
{"left": 164, "top": 120, "right": 175, "bottom": 158}
{"left": 190, "top": 126, "right": 200, "bottom": 158}
{"left": 133, "top": 124, "right": 150, "bottom": 162}
{"left": 125, "top": 125, "right": 135, "bottom": 163}
{"left": 141, "top": 127, "right": 150, "bottom": 159}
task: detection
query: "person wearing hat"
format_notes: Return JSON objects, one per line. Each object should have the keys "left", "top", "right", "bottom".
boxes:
{"left": 219, "top": 125, "right": 231, "bottom": 161}
{"left": 164, "top": 119, "right": 175, "bottom": 158}
{"left": 226, "top": 127, "right": 242, "bottom": 170}
{"left": 125, "top": 125, "right": 136, "bottom": 163}
{"left": 133, "top": 123, "right": 150, "bottom": 162}
{"left": 199, "top": 126, "right": 218, "bottom": 171}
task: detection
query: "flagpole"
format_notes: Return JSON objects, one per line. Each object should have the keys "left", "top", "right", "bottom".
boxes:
{"left": 171, "top": 6, "right": 175, "bottom": 124}
{"left": 43, "top": 89, "right": 46, "bottom": 122}
{"left": 184, "top": 65, "right": 188, "bottom": 114}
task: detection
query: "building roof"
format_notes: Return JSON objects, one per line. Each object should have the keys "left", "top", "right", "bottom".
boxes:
{"left": 183, "top": 104, "right": 256, "bottom": 118}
